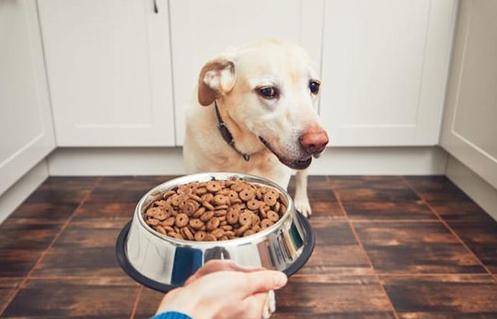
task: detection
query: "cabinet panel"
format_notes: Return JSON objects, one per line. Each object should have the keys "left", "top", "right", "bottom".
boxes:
{"left": 38, "top": 0, "right": 175, "bottom": 146}
{"left": 320, "top": 0, "right": 457, "bottom": 146}
{"left": 0, "top": 0, "right": 55, "bottom": 195}
{"left": 441, "top": 0, "right": 497, "bottom": 189}
{"left": 169, "top": 0, "right": 324, "bottom": 145}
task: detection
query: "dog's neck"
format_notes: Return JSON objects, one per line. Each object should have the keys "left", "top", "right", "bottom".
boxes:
{"left": 213, "top": 100, "right": 267, "bottom": 160}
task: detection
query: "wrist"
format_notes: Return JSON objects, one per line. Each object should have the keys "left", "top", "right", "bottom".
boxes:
{"left": 157, "top": 287, "right": 206, "bottom": 319}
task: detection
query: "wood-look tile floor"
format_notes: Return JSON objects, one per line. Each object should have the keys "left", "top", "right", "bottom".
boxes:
{"left": 1, "top": 176, "right": 496, "bottom": 318}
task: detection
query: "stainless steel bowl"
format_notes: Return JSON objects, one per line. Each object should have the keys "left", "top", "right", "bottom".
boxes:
{"left": 116, "top": 172, "right": 314, "bottom": 291}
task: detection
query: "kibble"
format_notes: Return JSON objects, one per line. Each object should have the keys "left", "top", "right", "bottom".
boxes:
{"left": 144, "top": 177, "right": 287, "bottom": 241}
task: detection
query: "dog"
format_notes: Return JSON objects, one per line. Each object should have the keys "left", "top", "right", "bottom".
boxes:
{"left": 183, "top": 39, "right": 329, "bottom": 217}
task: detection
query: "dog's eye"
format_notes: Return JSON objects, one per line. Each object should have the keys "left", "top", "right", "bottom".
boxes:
{"left": 309, "top": 80, "right": 320, "bottom": 94}
{"left": 257, "top": 86, "right": 279, "bottom": 99}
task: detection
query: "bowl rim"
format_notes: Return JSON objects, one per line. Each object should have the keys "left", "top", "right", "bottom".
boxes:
{"left": 135, "top": 172, "right": 295, "bottom": 247}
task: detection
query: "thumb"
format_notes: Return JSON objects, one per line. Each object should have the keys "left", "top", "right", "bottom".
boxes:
{"left": 241, "top": 270, "right": 287, "bottom": 296}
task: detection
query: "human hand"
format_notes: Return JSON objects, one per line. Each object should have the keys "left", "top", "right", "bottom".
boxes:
{"left": 156, "top": 260, "right": 287, "bottom": 319}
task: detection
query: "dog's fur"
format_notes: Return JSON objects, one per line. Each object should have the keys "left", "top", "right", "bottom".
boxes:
{"left": 183, "top": 39, "right": 327, "bottom": 216}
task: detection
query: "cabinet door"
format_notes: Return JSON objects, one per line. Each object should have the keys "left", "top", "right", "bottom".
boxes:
{"left": 169, "top": 0, "right": 324, "bottom": 145}
{"left": 38, "top": 0, "right": 175, "bottom": 146}
{"left": 441, "top": 0, "right": 497, "bottom": 189}
{"left": 0, "top": 0, "right": 55, "bottom": 196}
{"left": 320, "top": 0, "right": 457, "bottom": 146}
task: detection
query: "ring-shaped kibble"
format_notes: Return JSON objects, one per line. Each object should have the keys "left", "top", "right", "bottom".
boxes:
{"left": 279, "top": 204, "right": 287, "bottom": 215}
{"left": 206, "top": 181, "right": 222, "bottom": 192}
{"left": 193, "top": 207, "right": 205, "bottom": 218}
{"left": 194, "top": 231, "right": 206, "bottom": 241}
{"left": 181, "top": 227, "right": 194, "bottom": 240}
{"left": 162, "top": 216, "right": 175, "bottom": 226}
{"left": 213, "top": 195, "right": 228, "bottom": 205}
{"left": 146, "top": 207, "right": 160, "bottom": 217}
{"left": 201, "top": 193, "right": 214, "bottom": 202}
{"left": 170, "top": 195, "right": 181, "bottom": 207}
{"left": 155, "top": 211, "right": 167, "bottom": 221}
{"left": 263, "top": 192, "right": 278, "bottom": 206}
{"left": 243, "top": 229, "right": 256, "bottom": 237}
{"left": 267, "top": 210, "right": 279, "bottom": 222}
{"left": 156, "top": 225, "right": 166, "bottom": 235}
{"left": 260, "top": 219, "right": 274, "bottom": 229}
{"left": 251, "top": 213, "right": 260, "bottom": 225}
{"left": 211, "top": 228, "right": 225, "bottom": 239}
{"left": 239, "top": 188, "right": 255, "bottom": 201}
{"left": 206, "top": 217, "right": 220, "bottom": 230}
{"left": 189, "top": 218, "right": 204, "bottom": 230}
{"left": 239, "top": 211, "right": 253, "bottom": 226}
{"left": 247, "top": 199, "right": 261, "bottom": 210}
{"left": 227, "top": 208, "right": 240, "bottom": 224}
{"left": 227, "top": 190, "right": 239, "bottom": 201}
{"left": 175, "top": 213, "right": 189, "bottom": 227}
{"left": 200, "top": 210, "right": 214, "bottom": 222}
{"left": 147, "top": 218, "right": 159, "bottom": 226}
{"left": 205, "top": 233, "right": 217, "bottom": 241}
{"left": 230, "top": 182, "right": 245, "bottom": 192}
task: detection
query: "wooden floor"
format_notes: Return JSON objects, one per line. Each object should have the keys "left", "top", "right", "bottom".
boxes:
{"left": 1, "top": 176, "right": 497, "bottom": 318}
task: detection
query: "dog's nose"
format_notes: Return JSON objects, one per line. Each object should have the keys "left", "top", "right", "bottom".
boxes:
{"left": 299, "top": 126, "right": 329, "bottom": 155}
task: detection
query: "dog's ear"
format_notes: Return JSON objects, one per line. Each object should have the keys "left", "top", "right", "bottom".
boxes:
{"left": 198, "top": 58, "right": 236, "bottom": 106}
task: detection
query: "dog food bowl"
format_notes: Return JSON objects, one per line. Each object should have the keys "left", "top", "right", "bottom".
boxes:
{"left": 116, "top": 172, "right": 315, "bottom": 292}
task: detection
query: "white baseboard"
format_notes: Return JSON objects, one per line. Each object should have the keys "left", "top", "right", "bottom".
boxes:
{"left": 446, "top": 155, "right": 497, "bottom": 221}
{"left": 0, "top": 160, "right": 49, "bottom": 223}
{"left": 47, "top": 146, "right": 448, "bottom": 176}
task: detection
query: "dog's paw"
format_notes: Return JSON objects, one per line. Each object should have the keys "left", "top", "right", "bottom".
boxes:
{"left": 263, "top": 290, "right": 276, "bottom": 319}
{"left": 294, "top": 196, "right": 312, "bottom": 218}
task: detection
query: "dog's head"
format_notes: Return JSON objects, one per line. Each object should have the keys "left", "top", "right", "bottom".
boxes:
{"left": 197, "top": 39, "right": 329, "bottom": 170}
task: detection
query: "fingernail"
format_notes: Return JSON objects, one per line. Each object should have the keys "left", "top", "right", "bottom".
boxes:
{"left": 274, "top": 272, "right": 287, "bottom": 288}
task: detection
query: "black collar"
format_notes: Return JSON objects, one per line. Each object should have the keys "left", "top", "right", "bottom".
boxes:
{"left": 214, "top": 100, "right": 251, "bottom": 161}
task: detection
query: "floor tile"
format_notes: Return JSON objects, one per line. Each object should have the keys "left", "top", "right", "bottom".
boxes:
{"left": 1, "top": 278, "right": 138, "bottom": 318}
{"left": 343, "top": 201, "right": 437, "bottom": 221}
{"left": 299, "top": 220, "right": 371, "bottom": 275}
{"left": 31, "top": 218, "right": 128, "bottom": 278}
{"left": 330, "top": 176, "right": 419, "bottom": 202}
{"left": 0, "top": 249, "right": 43, "bottom": 277}
{"left": 429, "top": 200, "right": 495, "bottom": 224}
{"left": 354, "top": 222, "right": 486, "bottom": 274}
{"left": 134, "top": 288, "right": 163, "bottom": 319}
{"left": 87, "top": 176, "right": 174, "bottom": 204}
{"left": 25, "top": 177, "right": 97, "bottom": 205}
{"left": 0, "top": 278, "right": 21, "bottom": 314}
{"left": 288, "top": 177, "right": 341, "bottom": 218}
{"left": 0, "top": 221, "right": 62, "bottom": 250}
{"left": 9, "top": 202, "right": 78, "bottom": 224}
{"left": 274, "top": 275, "right": 393, "bottom": 317}
{"left": 382, "top": 274, "right": 497, "bottom": 318}
{"left": 404, "top": 176, "right": 471, "bottom": 201}
{"left": 449, "top": 222, "right": 497, "bottom": 274}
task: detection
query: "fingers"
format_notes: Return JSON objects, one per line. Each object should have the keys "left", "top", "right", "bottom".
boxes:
{"left": 185, "top": 260, "right": 265, "bottom": 285}
{"left": 238, "top": 292, "right": 269, "bottom": 319}
{"left": 241, "top": 270, "right": 287, "bottom": 297}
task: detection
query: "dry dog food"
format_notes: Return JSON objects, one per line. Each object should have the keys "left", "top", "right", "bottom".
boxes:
{"left": 144, "top": 178, "right": 287, "bottom": 241}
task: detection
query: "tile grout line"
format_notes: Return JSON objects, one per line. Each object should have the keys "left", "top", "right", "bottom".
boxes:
{"left": 0, "top": 177, "right": 103, "bottom": 317}
{"left": 129, "top": 286, "right": 143, "bottom": 319}
{"left": 330, "top": 187, "right": 401, "bottom": 319}
{"left": 401, "top": 176, "right": 497, "bottom": 282}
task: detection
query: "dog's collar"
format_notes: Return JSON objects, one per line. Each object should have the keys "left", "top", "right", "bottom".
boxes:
{"left": 214, "top": 100, "right": 251, "bottom": 161}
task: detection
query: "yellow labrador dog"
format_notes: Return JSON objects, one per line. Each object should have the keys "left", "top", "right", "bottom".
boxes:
{"left": 183, "top": 39, "right": 328, "bottom": 217}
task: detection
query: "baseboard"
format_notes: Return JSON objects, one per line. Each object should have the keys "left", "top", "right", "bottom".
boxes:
{"left": 47, "top": 146, "right": 448, "bottom": 176}
{"left": 0, "top": 160, "right": 49, "bottom": 223}
{"left": 446, "top": 155, "right": 497, "bottom": 221}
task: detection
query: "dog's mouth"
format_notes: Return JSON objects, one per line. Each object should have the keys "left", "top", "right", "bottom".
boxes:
{"left": 259, "top": 137, "right": 312, "bottom": 170}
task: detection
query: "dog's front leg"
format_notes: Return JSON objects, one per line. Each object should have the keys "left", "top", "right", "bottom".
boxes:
{"left": 294, "top": 169, "right": 312, "bottom": 217}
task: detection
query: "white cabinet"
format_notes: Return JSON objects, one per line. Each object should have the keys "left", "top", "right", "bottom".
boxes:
{"left": 0, "top": 0, "right": 55, "bottom": 195}
{"left": 320, "top": 0, "right": 457, "bottom": 146}
{"left": 37, "top": 0, "right": 175, "bottom": 146}
{"left": 169, "top": 0, "right": 324, "bottom": 145}
{"left": 441, "top": 0, "right": 497, "bottom": 189}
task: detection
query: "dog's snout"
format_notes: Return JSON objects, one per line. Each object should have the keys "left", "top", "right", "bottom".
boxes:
{"left": 299, "top": 126, "right": 329, "bottom": 155}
